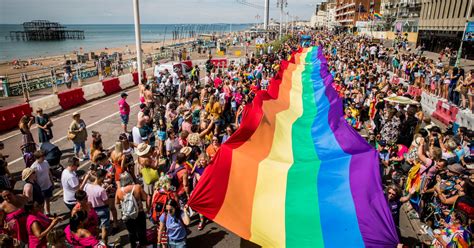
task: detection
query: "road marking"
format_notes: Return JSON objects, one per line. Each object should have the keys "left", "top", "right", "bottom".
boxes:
{"left": 7, "top": 102, "right": 140, "bottom": 166}
{"left": 0, "top": 88, "right": 139, "bottom": 142}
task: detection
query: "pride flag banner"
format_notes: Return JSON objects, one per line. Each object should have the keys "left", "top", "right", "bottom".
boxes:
{"left": 189, "top": 47, "right": 399, "bottom": 247}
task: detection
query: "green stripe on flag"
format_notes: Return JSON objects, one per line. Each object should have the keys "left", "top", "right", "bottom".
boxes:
{"left": 285, "top": 47, "right": 324, "bottom": 247}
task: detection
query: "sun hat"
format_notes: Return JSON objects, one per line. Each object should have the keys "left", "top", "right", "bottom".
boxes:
{"left": 180, "top": 147, "right": 192, "bottom": 157}
{"left": 72, "top": 112, "right": 80, "bottom": 117}
{"left": 22, "top": 168, "right": 35, "bottom": 181}
{"left": 136, "top": 143, "right": 151, "bottom": 156}
{"left": 447, "top": 163, "right": 467, "bottom": 175}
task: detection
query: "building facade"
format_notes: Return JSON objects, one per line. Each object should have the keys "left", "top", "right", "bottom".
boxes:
{"left": 382, "top": 0, "right": 422, "bottom": 32}
{"left": 311, "top": 2, "right": 329, "bottom": 29}
{"left": 417, "top": 0, "right": 473, "bottom": 58}
{"left": 335, "top": 0, "right": 382, "bottom": 29}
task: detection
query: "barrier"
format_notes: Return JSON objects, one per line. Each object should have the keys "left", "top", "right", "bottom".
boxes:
{"left": 456, "top": 110, "right": 474, "bottom": 130}
{"left": 102, "top": 78, "right": 122, "bottom": 95}
{"left": 431, "top": 100, "right": 458, "bottom": 126}
{"left": 82, "top": 82, "right": 106, "bottom": 101}
{"left": 57, "top": 88, "right": 86, "bottom": 110}
{"left": 210, "top": 58, "right": 228, "bottom": 68}
{"left": 0, "top": 103, "right": 33, "bottom": 132}
{"left": 145, "top": 68, "right": 154, "bottom": 78}
{"left": 132, "top": 71, "right": 147, "bottom": 85}
{"left": 119, "top": 74, "right": 134, "bottom": 89}
{"left": 29, "top": 94, "right": 61, "bottom": 114}
{"left": 407, "top": 85, "right": 422, "bottom": 97}
{"left": 420, "top": 92, "right": 437, "bottom": 116}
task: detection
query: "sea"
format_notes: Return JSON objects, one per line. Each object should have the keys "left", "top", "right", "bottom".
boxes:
{"left": 0, "top": 23, "right": 252, "bottom": 62}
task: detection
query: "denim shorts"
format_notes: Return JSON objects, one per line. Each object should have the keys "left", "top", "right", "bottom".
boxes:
{"left": 94, "top": 205, "right": 111, "bottom": 229}
{"left": 120, "top": 114, "right": 129, "bottom": 124}
{"left": 169, "top": 239, "right": 187, "bottom": 248}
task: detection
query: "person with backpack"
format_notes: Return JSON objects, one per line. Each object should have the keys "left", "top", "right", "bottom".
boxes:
{"left": 115, "top": 172, "right": 147, "bottom": 248}
{"left": 167, "top": 153, "right": 190, "bottom": 208}
{"left": 157, "top": 199, "right": 190, "bottom": 248}
{"left": 150, "top": 174, "right": 178, "bottom": 225}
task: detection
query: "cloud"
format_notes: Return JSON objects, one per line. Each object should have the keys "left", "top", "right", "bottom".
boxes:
{"left": 0, "top": 0, "right": 317, "bottom": 24}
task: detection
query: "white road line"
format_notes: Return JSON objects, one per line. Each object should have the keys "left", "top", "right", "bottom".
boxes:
{"left": 0, "top": 88, "right": 139, "bottom": 142}
{"left": 7, "top": 102, "right": 140, "bottom": 166}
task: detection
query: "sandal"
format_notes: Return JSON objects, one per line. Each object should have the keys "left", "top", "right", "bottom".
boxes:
{"left": 198, "top": 222, "right": 204, "bottom": 231}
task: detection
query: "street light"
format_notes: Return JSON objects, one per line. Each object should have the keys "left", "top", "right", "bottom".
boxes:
{"left": 132, "top": 0, "right": 143, "bottom": 83}
{"left": 277, "top": 0, "right": 288, "bottom": 40}
{"left": 456, "top": 0, "right": 473, "bottom": 67}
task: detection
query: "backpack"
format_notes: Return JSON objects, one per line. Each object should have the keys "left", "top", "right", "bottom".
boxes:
{"left": 121, "top": 185, "right": 139, "bottom": 221}
{"left": 167, "top": 166, "right": 185, "bottom": 190}
{"left": 150, "top": 191, "right": 177, "bottom": 223}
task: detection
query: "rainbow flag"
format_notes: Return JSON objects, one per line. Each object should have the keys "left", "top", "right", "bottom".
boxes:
{"left": 188, "top": 47, "right": 398, "bottom": 247}
{"left": 374, "top": 12, "right": 383, "bottom": 20}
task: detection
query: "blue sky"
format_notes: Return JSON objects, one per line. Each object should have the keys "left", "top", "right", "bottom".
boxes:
{"left": 0, "top": 0, "right": 321, "bottom": 24}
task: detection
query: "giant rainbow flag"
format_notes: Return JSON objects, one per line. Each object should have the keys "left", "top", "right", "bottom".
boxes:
{"left": 189, "top": 46, "right": 399, "bottom": 247}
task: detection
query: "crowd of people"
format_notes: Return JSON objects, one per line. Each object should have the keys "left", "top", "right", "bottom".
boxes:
{"left": 319, "top": 32, "right": 473, "bottom": 247}
{"left": 0, "top": 31, "right": 472, "bottom": 248}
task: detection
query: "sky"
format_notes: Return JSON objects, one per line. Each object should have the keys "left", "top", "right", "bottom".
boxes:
{"left": 0, "top": 0, "right": 321, "bottom": 24}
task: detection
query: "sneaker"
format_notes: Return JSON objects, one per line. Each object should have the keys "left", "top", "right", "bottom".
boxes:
{"left": 198, "top": 222, "right": 204, "bottom": 231}
{"left": 79, "top": 157, "right": 85, "bottom": 162}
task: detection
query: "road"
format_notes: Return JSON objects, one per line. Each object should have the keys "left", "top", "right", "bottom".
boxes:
{"left": 0, "top": 86, "right": 420, "bottom": 247}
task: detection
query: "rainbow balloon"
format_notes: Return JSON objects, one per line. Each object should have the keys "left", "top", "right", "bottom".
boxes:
{"left": 189, "top": 46, "right": 399, "bottom": 247}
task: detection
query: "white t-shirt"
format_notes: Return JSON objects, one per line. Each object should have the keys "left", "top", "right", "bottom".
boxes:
{"left": 61, "top": 169, "right": 79, "bottom": 204}
{"left": 132, "top": 126, "right": 143, "bottom": 145}
{"left": 154, "top": 65, "right": 160, "bottom": 78}
{"left": 31, "top": 160, "right": 52, "bottom": 191}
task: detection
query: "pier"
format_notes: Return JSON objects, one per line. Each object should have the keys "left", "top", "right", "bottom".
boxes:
{"left": 7, "top": 20, "right": 84, "bottom": 41}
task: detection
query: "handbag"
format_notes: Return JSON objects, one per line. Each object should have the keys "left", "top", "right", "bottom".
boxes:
{"left": 159, "top": 213, "right": 169, "bottom": 244}
{"left": 67, "top": 132, "right": 76, "bottom": 140}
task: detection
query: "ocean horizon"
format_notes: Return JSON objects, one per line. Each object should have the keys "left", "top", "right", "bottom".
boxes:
{"left": 0, "top": 23, "right": 253, "bottom": 62}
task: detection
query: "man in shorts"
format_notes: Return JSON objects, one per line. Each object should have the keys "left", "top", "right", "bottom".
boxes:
{"left": 30, "top": 150, "right": 54, "bottom": 215}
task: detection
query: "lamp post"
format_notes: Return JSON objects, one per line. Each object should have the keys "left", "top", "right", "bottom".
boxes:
{"left": 277, "top": 0, "right": 288, "bottom": 40}
{"left": 455, "top": 0, "right": 473, "bottom": 67}
{"left": 264, "top": 0, "right": 270, "bottom": 30}
{"left": 132, "top": 0, "right": 143, "bottom": 83}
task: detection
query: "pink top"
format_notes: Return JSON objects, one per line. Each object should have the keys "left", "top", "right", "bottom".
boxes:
{"left": 396, "top": 144, "right": 408, "bottom": 159}
{"left": 181, "top": 121, "right": 192, "bottom": 134}
{"left": 64, "top": 225, "right": 101, "bottom": 248}
{"left": 5, "top": 208, "right": 28, "bottom": 243}
{"left": 118, "top": 98, "right": 130, "bottom": 115}
{"left": 27, "top": 212, "right": 51, "bottom": 248}
{"left": 84, "top": 183, "right": 108, "bottom": 208}
{"left": 73, "top": 203, "right": 99, "bottom": 236}
{"left": 214, "top": 77, "right": 223, "bottom": 88}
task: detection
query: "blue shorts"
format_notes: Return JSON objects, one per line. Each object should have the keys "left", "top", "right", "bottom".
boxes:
{"left": 94, "top": 205, "right": 111, "bottom": 229}
{"left": 157, "top": 131, "right": 166, "bottom": 141}
{"left": 120, "top": 114, "right": 129, "bottom": 124}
